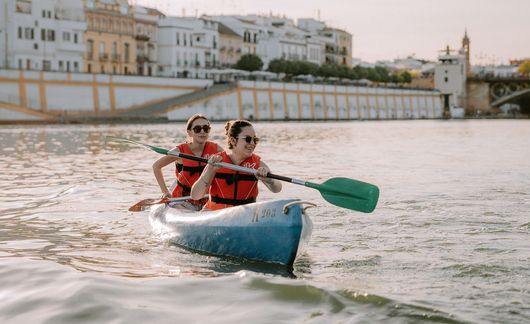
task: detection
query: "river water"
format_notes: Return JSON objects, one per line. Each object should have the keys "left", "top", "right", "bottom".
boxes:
{"left": 0, "top": 120, "right": 529, "bottom": 323}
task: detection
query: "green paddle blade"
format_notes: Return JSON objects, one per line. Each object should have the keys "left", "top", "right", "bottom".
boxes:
{"left": 305, "top": 177, "right": 380, "bottom": 213}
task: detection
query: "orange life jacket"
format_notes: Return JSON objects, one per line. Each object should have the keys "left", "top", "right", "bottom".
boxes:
{"left": 172, "top": 141, "right": 218, "bottom": 206}
{"left": 204, "top": 151, "right": 261, "bottom": 210}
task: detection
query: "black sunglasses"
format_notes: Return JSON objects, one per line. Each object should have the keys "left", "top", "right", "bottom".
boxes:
{"left": 238, "top": 135, "right": 260, "bottom": 144}
{"left": 192, "top": 125, "right": 210, "bottom": 134}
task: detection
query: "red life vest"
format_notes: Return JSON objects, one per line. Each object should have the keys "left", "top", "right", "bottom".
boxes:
{"left": 204, "top": 151, "right": 261, "bottom": 210}
{"left": 172, "top": 141, "right": 218, "bottom": 205}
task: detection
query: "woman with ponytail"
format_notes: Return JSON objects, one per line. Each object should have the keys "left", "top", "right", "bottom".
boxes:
{"left": 191, "top": 120, "right": 281, "bottom": 210}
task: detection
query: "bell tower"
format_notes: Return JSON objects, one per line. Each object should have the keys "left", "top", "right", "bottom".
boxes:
{"left": 462, "top": 30, "right": 471, "bottom": 76}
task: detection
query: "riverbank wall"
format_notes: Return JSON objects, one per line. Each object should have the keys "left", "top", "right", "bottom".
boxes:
{"left": 0, "top": 69, "right": 443, "bottom": 123}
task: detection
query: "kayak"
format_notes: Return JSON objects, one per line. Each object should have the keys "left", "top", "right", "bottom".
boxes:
{"left": 149, "top": 199, "right": 314, "bottom": 266}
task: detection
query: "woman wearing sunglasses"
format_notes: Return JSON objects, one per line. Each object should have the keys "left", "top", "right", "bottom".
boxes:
{"left": 191, "top": 119, "right": 282, "bottom": 210}
{"left": 152, "top": 114, "right": 222, "bottom": 208}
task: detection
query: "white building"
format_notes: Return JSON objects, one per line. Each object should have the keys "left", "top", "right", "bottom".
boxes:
{"left": 212, "top": 15, "right": 324, "bottom": 68}
{"left": 298, "top": 18, "right": 352, "bottom": 66}
{"left": 394, "top": 57, "right": 425, "bottom": 71}
{"left": 0, "top": 0, "right": 86, "bottom": 72}
{"left": 157, "top": 16, "right": 219, "bottom": 78}
{"left": 244, "top": 15, "right": 321, "bottom": 68}
{"left": 297, "top": 18, "right": 326, "bottom": 34}
{"left": 133, "top": 5, "right": 163, "bottom": 76}
{"left": 206, "top": 15, "right": 265, "bottom": 57}
{"left": 472, "top": 64, "right": 519, "bottom": 78}
{"left": 434, "top": 46, "right": 467, "bottom": 108}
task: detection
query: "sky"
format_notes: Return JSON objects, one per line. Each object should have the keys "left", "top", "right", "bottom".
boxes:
{"left": 135, "top": 0, "right": 530, "bottom": 65}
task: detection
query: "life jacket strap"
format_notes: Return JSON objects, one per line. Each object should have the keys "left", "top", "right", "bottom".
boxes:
{"left": 214, "top": 172, "right": 257, "bottom": 185}
{"left": 176, "top": 180, "right": 191, "bottom": 195}
{"left": 210, "top": 196, "right": 256, "bottom": 206}
{"left": 175, "top": 163, "right": 183, "bottom": 172}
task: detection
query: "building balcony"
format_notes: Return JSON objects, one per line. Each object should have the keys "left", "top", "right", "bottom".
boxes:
{"left": 137, "top": 55, "right": 150, "bottom": 63}
{"left": 135, "top": 34, "right": 150, "bottom": 42}
{"left": 112, "top": 54, "right": 120, "bottom": 62}
{"left": 99, "top": 53, "right": 108, "bottom": 61}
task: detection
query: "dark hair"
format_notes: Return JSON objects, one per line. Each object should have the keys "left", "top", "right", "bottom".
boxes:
{"left": 225, "top": 119, "right": 253, "bottom": 149}
{"left": 186, "top": 114, "right": 209, "bottom": 130}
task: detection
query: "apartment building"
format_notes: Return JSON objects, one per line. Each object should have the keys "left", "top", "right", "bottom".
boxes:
{"left": 0, "top": 0, "right": 86, "bottom": 71}
{"left": 133, "top": 5, "right": 163, "bottom": 76}
{"left": 298, "top": 18, "right": 352, "bottom": 67}
{"left": 207, "top": 16, "right": 264, "bottom": 56}
{"left": 83, "top": 0, "right": 136, "bottom": 75}
{"left": 157, "top": 17, "right": 219, "bottom": 78}
{"left": 217, "top": 22, "right": 242, "bottom": 68}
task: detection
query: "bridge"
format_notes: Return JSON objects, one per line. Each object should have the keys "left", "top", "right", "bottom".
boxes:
{"left": 466, "top": 77, "right": 530, "bottom": 114}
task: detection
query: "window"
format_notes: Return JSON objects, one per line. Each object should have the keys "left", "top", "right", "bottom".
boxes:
{"left": 74, "top": 62, "right": 79, "bottom": 72}
{"left": 176, "top": 32, "right": 179, "bottom": 45}
{"left": 63, "top": 32, "right": 70, "bottom": 42}
{"left": 18, "top": 27, "right": 22, "bottom": 39}
{"left": 124, "top": 43, "right": 129, "bottom": 62}
{"left": 48, "top": 30, "right": 55, "bottom": 41}
{"left": 74, "top": 33, "right": 78, "bottom": 43}
{"left": 42, "top": 60, "right": 51, "bottom": 71}
{"left": 41, "top": 29, "right": 45, "bottom": 41}
{"left": 87, "top": 39, "right": 94, "bottom": 59}
{"left": 66, "top": 61, "right": 70, "bottom": 72}
{"left": 18, "top": 59, "right": 22, "bottom": 69}
{"left": 444, "top": 77, "right": 448, "bottom": 83}
{"left": 24, "top": 28, "right": 32, "bottom": 39}
{"left": 99, "top": 41, "right": 105, "bottom": 60}
{"left": 59, "top": 61, "right": 63, "bottom": 71}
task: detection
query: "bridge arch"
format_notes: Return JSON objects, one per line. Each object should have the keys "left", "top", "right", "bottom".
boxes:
{"left": 491, "top": 88, "right": 530, "bottom": 107}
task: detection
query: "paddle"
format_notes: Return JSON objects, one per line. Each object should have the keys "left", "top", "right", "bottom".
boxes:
{"left": 129, "top": 196, "right": 193, "bottom": 212}
{"left": 107, "top": 136, "right": 379, "bottom": 213}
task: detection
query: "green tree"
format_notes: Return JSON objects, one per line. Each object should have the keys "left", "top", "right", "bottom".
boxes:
{"left": 399, "top": 71, "right": 412, "bottom": 83}
{"left": 352, "top": 65, "right": 367, "bottom": 80}
{"left": 267, "top": 59, "right": 288, "bottom": 73}
{"left": 235, "top": 54, "right": 263, "bottom": 71}
{"left": 518, "top": 60, "right": 530, "bottom": 77}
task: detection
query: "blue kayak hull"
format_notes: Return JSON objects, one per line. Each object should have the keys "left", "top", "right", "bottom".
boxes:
{"left": 149, "top": 199, "right": 312, "bottom": 266}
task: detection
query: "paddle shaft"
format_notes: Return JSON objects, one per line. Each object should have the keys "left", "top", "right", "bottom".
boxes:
{"left": 165, "top": 149, "right": 307, "bottom": 185}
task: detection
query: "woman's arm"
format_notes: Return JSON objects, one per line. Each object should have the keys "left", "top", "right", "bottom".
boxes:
{"left": 152, "top": 155, "right": 180, "bottom": 197}
{"left": 191, "top": 154, "right": 222, "bottom": 200}
{"left": 256, "top": 161, "right": 282, "bottom": 193}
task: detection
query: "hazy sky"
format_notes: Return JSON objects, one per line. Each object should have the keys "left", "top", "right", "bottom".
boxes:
{"left": 135, "top": 0, "right": 530, "bottom": 64}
